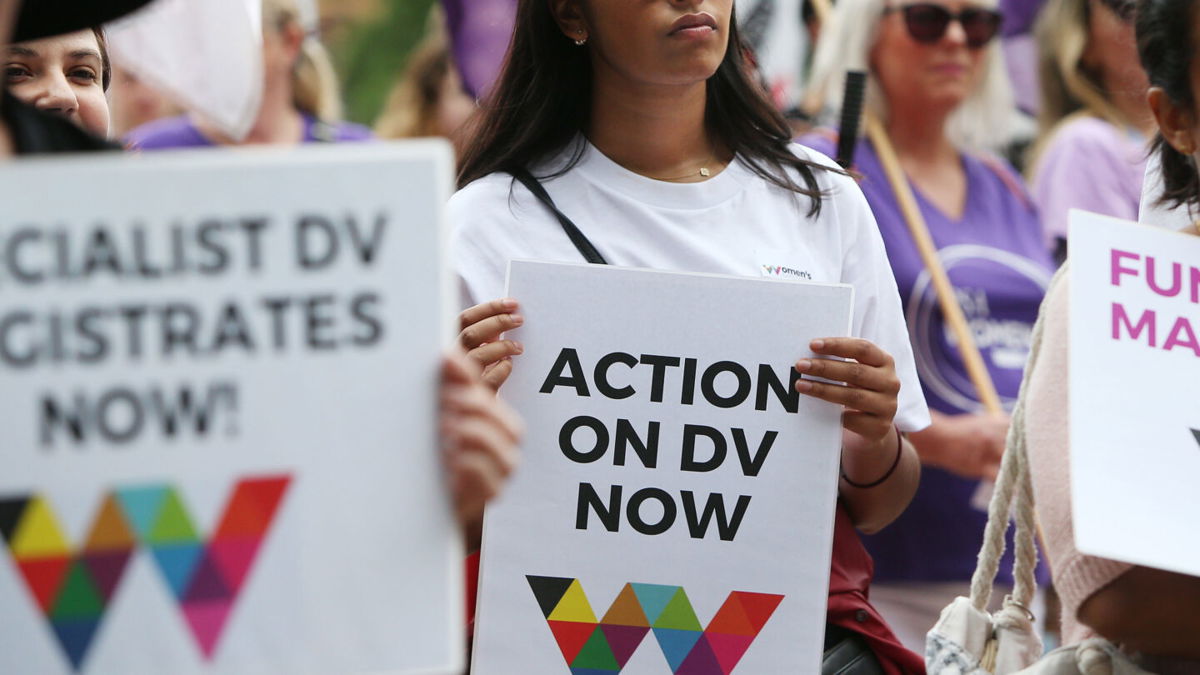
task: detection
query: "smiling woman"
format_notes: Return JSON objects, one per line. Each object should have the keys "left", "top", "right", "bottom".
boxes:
{"left": 4, "top": 27, "right": 111, "bottom": 137}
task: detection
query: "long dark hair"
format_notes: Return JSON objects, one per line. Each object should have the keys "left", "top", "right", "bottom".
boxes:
{"left": 457, "top": 0, "right": 830, "bottom": 217}
{"left": 1137, "top": 0, "right": 1200, "bottom": 210}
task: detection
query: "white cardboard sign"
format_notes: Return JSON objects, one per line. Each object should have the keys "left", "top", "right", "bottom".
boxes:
{"left": 472, "top": 261, "right": 853, "bottom": 674}
{"left": 0, "top": 143, "right": 463, "bottom": 674}
{"left": 1069, "top": 210, "right": 1200, "bottom": 577}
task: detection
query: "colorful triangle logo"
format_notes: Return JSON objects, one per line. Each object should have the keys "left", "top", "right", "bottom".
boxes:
{"left": 527, "top": 576, "right": 784, "bottom": 674}
{"left": 0, "top": 475, "right": 291, "bottom": 670}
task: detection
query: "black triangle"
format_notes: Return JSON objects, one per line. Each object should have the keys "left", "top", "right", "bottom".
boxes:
{"left": 0, "top": 497, "right": 31, "bottom": 545}
{"left": 1191, "top": 428, "right": 1200, "bottom": 448}
{"left": 526, "top": 575, "right": 575, "bottom": 619}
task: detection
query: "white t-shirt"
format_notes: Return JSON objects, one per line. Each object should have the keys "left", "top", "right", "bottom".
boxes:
{"left": 449, "top": 139, "right": 932, "bottom": 432}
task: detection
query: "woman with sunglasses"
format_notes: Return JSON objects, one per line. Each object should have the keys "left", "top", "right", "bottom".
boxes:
{"left": 1028, "top": 0, "right": 1152, "bottom": 264}
{"left": 805, "top": 0, "right": 1055, "bottom": 651}
{"left": 451, "top": 0, "right": 934, "bottom": 671}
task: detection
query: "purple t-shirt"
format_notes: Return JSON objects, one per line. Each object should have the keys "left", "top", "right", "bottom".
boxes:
{"left": 1032, "top": 116, "right": 1148, "bottom": 249}
{"left": 126, "top": 114, "right": 374, "bottom": 150}
{"left": 804, "top": 133, "right": 1055, "bottom": 584}
{"left": 441, "top": 0, "right": 516, "bottom": 100}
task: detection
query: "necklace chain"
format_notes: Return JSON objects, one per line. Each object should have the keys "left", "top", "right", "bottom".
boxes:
{"left": 646, "top": 160, "right": 718, "bottom": 182}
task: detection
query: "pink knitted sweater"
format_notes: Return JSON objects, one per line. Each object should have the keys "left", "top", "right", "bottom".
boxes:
{"left": 1023, "top": 271, "right": 1133, "bottom": 645}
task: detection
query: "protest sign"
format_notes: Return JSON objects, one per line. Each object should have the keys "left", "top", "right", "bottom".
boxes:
{"left": 472, "top": 261, "right": 853, "bottom": 674}
{"left": 1069, "top": 210, "right": 1200, "bottom": 577}
{"left": 0, "top": 142, "right": 463, "bottom": 674}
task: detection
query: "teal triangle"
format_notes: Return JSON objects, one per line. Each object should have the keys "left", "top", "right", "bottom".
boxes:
{"left": 115, "top": 486, "right": 169, "bottom": 540}
{"left": 631, "top": 583, "right": 679, "bottom": 625}
{"left": 150, "top": 542, "right": 203, "bottom": 601}
{"left": 652, "top": 628, "right": 702, "bottom": 671}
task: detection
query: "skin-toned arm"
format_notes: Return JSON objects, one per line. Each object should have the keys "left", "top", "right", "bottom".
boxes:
{"left": 1078, "top": 566, "right": 1200, "bottom": 659}
{"left": 839, "top": 429, "right": 921, "bottom": 534}
{"left": 909, "top": 409, "right": 1008, "bottom": 481}
{"left": 441, "top": 350, "right": 523, "bottom": 553}
{"left": 794, "top": 338, "right": 920, "bottom": 533}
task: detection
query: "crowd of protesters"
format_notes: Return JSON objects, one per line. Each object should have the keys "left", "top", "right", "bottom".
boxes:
{"left": 4, "top": 0, "right": 1200, "bottom": 671}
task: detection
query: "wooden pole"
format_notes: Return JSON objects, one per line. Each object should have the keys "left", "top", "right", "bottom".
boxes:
{"left": 807, "top": 0, "right": 1047, "bottom": 584}
{"left": 805, "top": 0, "right": 1002, "bottom": 414}
{"left": 862, "top": 116, "right": 1004, "bottom": 414}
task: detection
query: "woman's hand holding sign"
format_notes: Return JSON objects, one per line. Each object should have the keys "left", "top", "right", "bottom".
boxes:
{"left": 458, "top": 298, "right": 525, "bottom": 390}
{"left": 794, "top": 338, "right": 920, "bottom": 534}
{"left": 441, "top": 350, "right": 524, "bottom": 552}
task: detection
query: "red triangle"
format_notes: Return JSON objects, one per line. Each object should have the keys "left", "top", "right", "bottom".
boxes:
{"left": 729, "top": 593, "right": 783, "bottom": 635}
{"left": 546, "top": 620, "right": 596, "bottom": 664}
{"left": 17, "top": 556, "right": 71, "bottom": 613}
{"left": 207, "top": 536, "right": 262, "bottom": 594}
{"left": 705, "top": 594, "right": 756, "bottom": 636}
{"left": 705, "top": 632, "right": 756, "bottom": 673}
{"left": 81, "top": 550, "right": 133, "bottom": 603}
{"left": 213, "top": 476, "right": 289, "bottom": 540}
{"left": 600, "top": 623, "right": 649, "bottom": 667}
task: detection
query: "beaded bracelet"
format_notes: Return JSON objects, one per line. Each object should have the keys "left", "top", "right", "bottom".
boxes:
{"left": 840, "top": 426, "right": 904, "bottom": 489}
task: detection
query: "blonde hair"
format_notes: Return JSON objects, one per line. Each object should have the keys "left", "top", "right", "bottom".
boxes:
{"left": 1030, "top": 0, "right": 1130, "bottom": 151}
{"left": 263, "top": 0, "right": 343, "bottom": 122}
{"left": 375, "top": 8, "right": 453, "bottom": 139}
{"left": 808, "top": 0, "right": 1015, "bottom": 152}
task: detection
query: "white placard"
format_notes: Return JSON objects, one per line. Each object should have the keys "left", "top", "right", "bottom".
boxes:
{"left": 0, "top": 142, "right": 463, "bottom": 674}
{"left": 1069, "top": 209, "right": 1200, "bottom": 577}
{"left": 472, "top": 261, "right": 853, "bottom": 674}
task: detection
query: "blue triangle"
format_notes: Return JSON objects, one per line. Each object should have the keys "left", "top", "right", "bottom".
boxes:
{"left": 651, "top": 627, "right": 702, "bottom": 671}
{"left": 51, "top": 617, "right": 101, "bottom": 670}
{"left": 630, "top": 583, "right": 678, "bottom": 625}
{"left": 150, "top": 542, "right": 203, "bottom": 601}
{"left": 115, "top": 486, "right": 169, "bottom": 540}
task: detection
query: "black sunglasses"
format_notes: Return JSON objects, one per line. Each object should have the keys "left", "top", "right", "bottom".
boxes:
{"left": 883, "top": 4, "right": 1004, "bottom": 49}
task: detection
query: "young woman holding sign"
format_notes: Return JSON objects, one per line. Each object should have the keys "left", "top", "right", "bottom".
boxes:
{"left": 450, "top": 0, "right": 931, "bottom": 670}
{"left": 1015, "top": 0, "right": 1200, "bottom": 663}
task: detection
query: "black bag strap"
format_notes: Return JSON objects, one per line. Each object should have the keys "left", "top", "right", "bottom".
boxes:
{"left": 511, "top": 167, "right": 609, "bottom": 265}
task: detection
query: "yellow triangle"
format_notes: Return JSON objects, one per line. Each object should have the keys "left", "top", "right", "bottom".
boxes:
{"left": 11, "top": 496, "right": 70, "bottom": 557}
{"left": 547, "top": 579, "right": 597, "bottom": 623}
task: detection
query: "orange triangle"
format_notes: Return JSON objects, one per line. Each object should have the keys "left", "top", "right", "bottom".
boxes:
{"left": 547, "top": 619, "right": 597, "bottom": 663}
{"left": 705, "top": 593, "right": 756, "bottom": 635}
{"left": 731, "top": 592, "right": 784, "bottom": 634}
{"left": 600, "top": 583, "right": 649, "bottom": 627}
{"left": 85, "top": 495, "right": 135, "bottom": 552}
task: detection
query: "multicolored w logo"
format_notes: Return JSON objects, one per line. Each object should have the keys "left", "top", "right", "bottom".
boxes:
{"left": 0, "top": 475, "right": 291, "bottom": 670}
{"left": 527, "top": 575, "right": 784, "bottom": 675}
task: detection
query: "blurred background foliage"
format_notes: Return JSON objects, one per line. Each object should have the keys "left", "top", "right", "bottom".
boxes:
{"left": 324, "top": 0, "right": 439, "bottom": 126}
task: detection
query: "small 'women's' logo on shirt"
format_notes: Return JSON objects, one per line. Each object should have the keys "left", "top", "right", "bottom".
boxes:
{"left": 760, "top": 264, "right": 812, "bottom": 280}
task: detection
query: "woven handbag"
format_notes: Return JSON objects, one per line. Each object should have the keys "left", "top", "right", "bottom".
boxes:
{"left": 924, "top": 270, "right": 1152, "bottom": 675}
